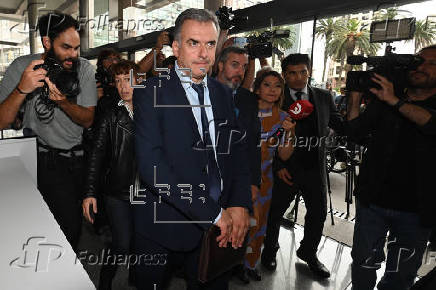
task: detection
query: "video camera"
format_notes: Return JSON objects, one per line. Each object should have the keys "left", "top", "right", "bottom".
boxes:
{"left": 233, "top": 30, "right": 290, "bottom": 59}
{"left": 215, "top": 6, "right": 248, "bottom": 30}
{"left": 346, "top": 53, "right": 424, "bottom": 98}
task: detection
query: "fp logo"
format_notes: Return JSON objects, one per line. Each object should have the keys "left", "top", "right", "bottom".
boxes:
{"left": 10, "top": 237, "right": 64, "bottom": 272}
{"left": 290, "top": 103, "right": 302, "bottom": 115}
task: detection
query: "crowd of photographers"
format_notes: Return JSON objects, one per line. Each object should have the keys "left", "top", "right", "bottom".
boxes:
{"left": 0, "top": 8, "right": 435, "bottom": 290}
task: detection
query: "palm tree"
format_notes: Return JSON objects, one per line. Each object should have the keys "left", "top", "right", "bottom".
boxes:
{"left": 328, "top": 18, "right": 381, "bottom": 89}
{"left": 410, "top": 19, "right": 436, "bottom": 52}
{"left": 315, "top": 18, "right": 345, "bottom": 82}
{"left": 245, "top": 25, "right": 296, "bottom": 68}
{"left": 373, "top": 7, "right": 399, "bottom": 21}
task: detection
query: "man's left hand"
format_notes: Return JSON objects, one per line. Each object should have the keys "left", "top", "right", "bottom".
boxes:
{"left": 45, "top": 77, "right": 68, "bottom": 104}
{"left": 369, "top": 73, "right": 399, "bottom": 106}
{"left": 226, "top": 207, "right": 250, "bottom": 249}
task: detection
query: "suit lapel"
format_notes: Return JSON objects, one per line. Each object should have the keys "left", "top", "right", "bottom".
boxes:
{"left": 283, "top": 85, "right": 293, "bottom": 110}
{"left": 308, "top": 86, "right": 323, "bottom": 137}
{"left": 206, "top": 80, "right": 223, "bottom": 143}
{"left": 207, "top": 80, "right": 230, "bottom": 169}
{"left": 167, "top": 70, "right": 202, "bottom": 142}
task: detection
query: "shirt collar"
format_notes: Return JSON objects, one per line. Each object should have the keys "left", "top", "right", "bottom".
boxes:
{"left": 289, "top": 86, "right": 308, "bottom": 96}
{"left": 118, "top": 99, "right": 133, "bottom": 120}
{"left": 175, "top": 60, "right": 208, "bottom": 89}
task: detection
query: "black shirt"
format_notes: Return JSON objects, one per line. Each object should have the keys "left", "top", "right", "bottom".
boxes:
{"left": 348, "top": 95, "right": 436, "bottom": 225}
{"left": 234, "top": 87, "right": 261, "bottom": 187}
{"left": 375, "top": 110, "right": 418, "bottom": 212}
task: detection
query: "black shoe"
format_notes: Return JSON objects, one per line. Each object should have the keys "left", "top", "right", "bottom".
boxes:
{"left": 261, "top": 253, "right": 277, "bottom": 271}
{"left": 235, "top": 265, "right": 250, "bottom": 284}
{"left": 247, "top": 268, "right": 262, "bottom": 281}
{"left": 296, "top": 249, "right": 330, "bottom": 279}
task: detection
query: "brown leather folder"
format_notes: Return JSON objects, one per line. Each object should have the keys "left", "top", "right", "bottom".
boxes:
{"left": 198, "top": 225, "right": 249, "bottom": 283}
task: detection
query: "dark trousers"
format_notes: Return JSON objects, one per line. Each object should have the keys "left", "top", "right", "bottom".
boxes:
{"left": 105, "top": 196, "right": 134, "bottom": 255}
{"left": 37, "top": 151, "right": 83, "bottom": 250}
{"left": 351, "top": 201, "right": 430, "bottom": 290}
{"left": 134, "top": 233, "right": 231, "bottom": 290}
{"left": 99, "top": 196, "right": 134, "bottom": 288}
{"left": 263, "top": 167, "right": 327, "bottom": 257}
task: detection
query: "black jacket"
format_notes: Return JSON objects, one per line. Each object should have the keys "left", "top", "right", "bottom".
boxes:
{"left": 84, "top": 103, "right": 136, "bottom": 201}
{"left": 234, "top": 87, "right": 261, "bottom": 187}
{"left": 348, "top": 96, "right": 436, "bottom": 227}
{"left": 133, "top": 71, "right": 252, "bottom": 251}
{"left": 274, "top": 85, "right": 344, "bottom": 189}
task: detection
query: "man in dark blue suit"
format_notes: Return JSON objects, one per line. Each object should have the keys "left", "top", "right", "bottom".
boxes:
{"left": 133, "top": 8, "right": 252, "bottom": 290}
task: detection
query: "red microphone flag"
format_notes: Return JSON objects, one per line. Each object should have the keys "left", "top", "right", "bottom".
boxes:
{"left": 287, "top": 100, "right": 314, "bottom": 120}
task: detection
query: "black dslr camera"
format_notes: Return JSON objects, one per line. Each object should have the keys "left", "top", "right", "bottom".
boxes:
{"left": 346, "top": 54, "right": 424, "bottom": 98}
{"left": 215, "top": 6, "right": 247, "bottom": 30}
{"left": 30, "top": 57, "right": 80, "bottom": 123}
{"left": 33, "top": 57, "right": 80, "bottom": 99}
{"left": 95, "top": 65, "right": 114, "bottom": 89}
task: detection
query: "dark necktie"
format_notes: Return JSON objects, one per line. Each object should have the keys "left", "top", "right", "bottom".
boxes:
{"left": 295, "top": 91, "right": 303, "bottom": 101}
{"left": 191, "top": 83, "right": 221, "bottom": 202}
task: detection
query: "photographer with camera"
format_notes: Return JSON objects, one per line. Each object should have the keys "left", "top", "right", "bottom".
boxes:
{"left": 0, "top": 13, "right": 98, "bottom": 250}
{"left": 92, "top": 49, "right": 121, "bottom": 125}
{"left": 213, "top": 6, "right": 272, "bottom": 90}
{"left": 348, "top": 45, "right": 436, "bottom": 290}
{"left": 96, "top": 49, "right": 120, "bottom": 99}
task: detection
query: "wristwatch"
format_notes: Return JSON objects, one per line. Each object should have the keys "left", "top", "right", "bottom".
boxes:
{"left": 393, "top": 99, "right": 407, "bottom": 111}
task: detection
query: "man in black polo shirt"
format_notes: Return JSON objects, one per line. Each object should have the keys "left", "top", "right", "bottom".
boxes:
{"left": 348, "top": 45, "right": 436, "bottom": 290}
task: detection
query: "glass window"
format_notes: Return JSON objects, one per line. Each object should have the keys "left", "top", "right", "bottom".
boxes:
{"left": 222, "top": 0, "right": 273, "bottom": 10}
{"left": 311, "top": 0, "right": 436, "bottom": 91}
{"left": 122, "top": 0, "right": 204, "bottom": 40}
{"left": 89, "top": 0, "right": 117, "bottom": 48}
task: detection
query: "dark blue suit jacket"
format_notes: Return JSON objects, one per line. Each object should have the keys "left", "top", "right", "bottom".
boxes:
{"left": 133, "top": 69, "right": 252, "bottom": 251}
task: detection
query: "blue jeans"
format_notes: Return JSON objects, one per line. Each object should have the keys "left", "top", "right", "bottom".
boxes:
{"left": 351, "top": 201, "right": 430, "bottom": 290}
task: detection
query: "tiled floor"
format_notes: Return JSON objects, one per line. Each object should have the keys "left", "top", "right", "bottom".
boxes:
{"left": 80, "top": 171, "right": 435, "bottom": 289}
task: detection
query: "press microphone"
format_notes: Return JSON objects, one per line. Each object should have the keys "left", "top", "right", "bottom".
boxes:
{"left": 287, "top": 99, "right": 314, "bottom": 120}
{"left": 268, "top": 100, "right": 313, "bottom": 145}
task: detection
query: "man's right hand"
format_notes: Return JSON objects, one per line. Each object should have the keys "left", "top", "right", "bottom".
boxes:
{"left": 277, "top": 168, "right": 293, "bottom": 186}
{"left": 216, "top": 209, "right": 232, "bottom": 248}
{"left": 82, "top": 197, "right": 97, "bottom": 224}
{"left": 18, "top": 59, "right": 46, "bottom": 94}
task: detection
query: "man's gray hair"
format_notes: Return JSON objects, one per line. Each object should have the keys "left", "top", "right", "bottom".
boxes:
{"left": 174, "top": 8, "right": 220, "bottom": 42}
{"left": 218, "top": 46, "right": 248, "bottom": 64}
